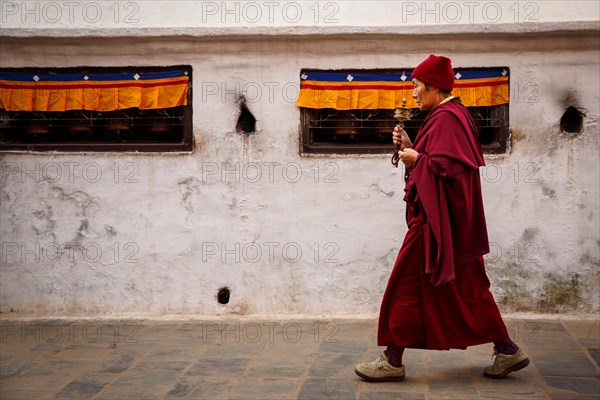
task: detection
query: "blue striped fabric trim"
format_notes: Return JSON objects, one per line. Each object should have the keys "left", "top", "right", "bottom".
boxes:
{"left": 301, "top": 68, "right": 509, "bottom": 82}
{"left": 0, "top": 70, "right": 188, "bottom": 82}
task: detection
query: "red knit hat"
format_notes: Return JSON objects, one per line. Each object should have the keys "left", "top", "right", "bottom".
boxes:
{"left": 411, "top": 54, "right": 455, "bottom": 91}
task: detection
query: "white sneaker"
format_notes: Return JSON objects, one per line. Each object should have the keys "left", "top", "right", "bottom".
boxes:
{"left": 483, "top": 348, "right": 530, "bottom": 379}
{"left": 355, "top": 353, "right": 405, "bottom": 382}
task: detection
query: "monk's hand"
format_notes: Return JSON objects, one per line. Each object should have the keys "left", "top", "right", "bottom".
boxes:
{"left": 392, "top": 125, "right": 412, "bottom": 150}
{"left": 399, "top": 148, "right": 419, "bottom": 168}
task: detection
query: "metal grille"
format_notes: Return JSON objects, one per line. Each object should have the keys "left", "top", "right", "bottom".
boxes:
{"left": 301, "top": 104, "right": 508, "bottom": 154}
{"left": 1, "top": 108, "right": 185, "bottom": 143}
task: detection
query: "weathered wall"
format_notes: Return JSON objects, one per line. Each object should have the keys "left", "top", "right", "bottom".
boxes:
{"left": 1, "top": 1, "right": 599, "bottom": 317}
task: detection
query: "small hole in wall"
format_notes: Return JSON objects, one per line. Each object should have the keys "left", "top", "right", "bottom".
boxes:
{"left": 560, "top": 106, "right": 584, "bottom": 134}
{"left": 236, "top": 102, "right": 256, "bottom": 134}
{"left": 217, "top": 287, "right": 230, "bottom": 305}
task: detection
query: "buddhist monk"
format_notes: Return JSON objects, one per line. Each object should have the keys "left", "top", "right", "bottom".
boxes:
{"left": 355, "top": 55, "right": 529, "bottom": 382}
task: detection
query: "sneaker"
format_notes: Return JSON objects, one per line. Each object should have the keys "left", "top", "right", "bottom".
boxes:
{"left": 355, "top": 353, "right": 405, "bottom": 382}
{"left": 483, "top": 348, "right": 530, "bottom": 379}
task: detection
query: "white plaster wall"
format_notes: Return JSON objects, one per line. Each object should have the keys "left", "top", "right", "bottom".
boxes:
{"left": 1, "top": 1, "right": 598, "bottom": 30}
{"left": 0, "top": 2, "right": 599, "bottom": 317}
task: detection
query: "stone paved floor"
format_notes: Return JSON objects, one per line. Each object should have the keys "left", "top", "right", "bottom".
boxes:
{"left": 0, "top": 316, "right": 598, "bottom": 399}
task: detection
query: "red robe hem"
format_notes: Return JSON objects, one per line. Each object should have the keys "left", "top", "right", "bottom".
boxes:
{"left": 377, "top": 217, "right": 508, "bottom": 350}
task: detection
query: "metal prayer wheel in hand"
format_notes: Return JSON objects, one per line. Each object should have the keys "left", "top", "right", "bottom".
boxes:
{"left": 391, "top": 98, "right": 413, "bottom": 168}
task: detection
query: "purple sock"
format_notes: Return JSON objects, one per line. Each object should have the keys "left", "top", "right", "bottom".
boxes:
{"left": 494, "top": 337, "right": 520, "bottom": 355}
{"left": 384, "top": 345, "right": 405, "bottom": 367}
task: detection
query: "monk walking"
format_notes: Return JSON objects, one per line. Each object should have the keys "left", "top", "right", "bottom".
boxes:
{"left": 355, "top": 55, "right": 529, "bottom": 382}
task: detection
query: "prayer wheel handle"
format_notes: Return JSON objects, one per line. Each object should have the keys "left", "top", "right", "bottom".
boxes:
{"left": 391, "top": 98, "right": 413, "bottom": 168}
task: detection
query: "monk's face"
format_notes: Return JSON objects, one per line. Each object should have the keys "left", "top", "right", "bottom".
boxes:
{"left": 412, "top": 78, "right": 439, "bottom": 111}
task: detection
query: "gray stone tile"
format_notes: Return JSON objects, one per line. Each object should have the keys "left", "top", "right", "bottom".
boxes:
{"left": 55, "top": 379, "right": 107, "bottom": 399}
{"left": 114, "top": 369, "right": 180, "bottom": 385}
{"left": 327, "top": 321, "right": 373, "bottom": 339}
{"left": 319, "top": 339, "right": 368, "bottom": 353}
{"left": 477, "top": 386, "right": 549, "bottom": 399}
{"left": 0, "top": 389, "right": 58, "bottom": 400}
{"left": 185, "top": 321, "right": 278, "bottom": 345}
{"left": 585, "top": 348, "right": 600, "bottom": 366}
{"left": 34, "top": 319, "right": 81, "bottom": 325}
{"left": 133, "top": 360, "right": 191, "bottom": 372}
{"left": 531, "top": 351, "right": 599, "bottom": 377}
{"left": 298, "top": 378, "right": 357, "bottom": 400}
{"left": 261, "top": 339, "right": 321, "bottom": 356}
{"left": 544, "top": 376, "right": 600, "bottom": 395}
{"left": 427, "top": 370, "right": 479, "bottom": 399}
{"left": 94, "top": 385, "right": 167, "bottom": 400}
{"left": 56, "top": 372, "right": 115, "bottom": 395}
{"left": 186, "top": 357, "right": 250, "bottom": 377}
{"left": 2, "top": 317, "right": 600, "bottom": 400}
{"left": 164, "top": 380, "right": 196, "bottom": 398}
{"left": 1, "top": 375, "right": 73, "bottom": 393}
{"left": 579, "top": 338, "right": 600, "bottom": 350}
{"left": 523, "top": 331, "right": 580, "bottom": 351}
{"left": 359, "top": 392, "right": 425, "bottom": 400}
{"left": 578, "top": 338, "right": 600, "bottom": 366}
{"left": 358, "top": 373, "right": 428, "bottom": 389}
{"left": 306, "top": 321, "right": 369, "bottom": 345}
{"left": 229, "top": 379, "right": 299, "bottom": 399}
{"left": 560, "top": 319, "right": 599, "bottom": 340}
{"left": 0, "top": 358, "right": 38, "bottom": 379}
{"left": 145, "top": 347, "right": 208, "bottom": 362}
{"left": 165, "top": 378, "right": 235, "bottom": 399}
{"left": 364, "top": 348, "right": 425, "bottom": 364}
{"left": 429, "top": 348, "right": 469, "bottom": 358}
{"left": 429, "top": 379, "right": 480, "bottom": 400}
{"left": 308, "top": 353, "right": 362, "bottom": 379}
{"left": 95, "top": 353, "right": 136, "bottom": 373}
{"left": 428, "top": 350, "right": 471, "bottom": 374}
{"left": 262, "top": 321, "right": 339, "bottom": 346}
{"left": 94, "top": 370, "right": 179, "bottom": 400}
{"left": 29, "top": 342, "right": 69, "bottom": 353}
{"left": 139, "top": 322, "right": 178, "bottom": 332}
{"left": 15, "top": 359, "right": 91, "bottom": 380}
{"left": 202, "top": 342, "right": 266, "bottom": 357}
{"left": 139, "top": 328, "right": 195, "bottom": 343}
{"left": 177, "top": 321, "right": 211, "bottom": 332}
{"left": 47, "top": 344, "right": 113, "bottom": 362}
{"left": 428, "top": 390, "right": 481, "bottom": 400}
{"left": 533, "top": 321, "right": 566, "bottom": 332}
{"left": 245, "top": 357, "right": 309, "bottom": 378}
{"left": 147, "top": 348, "right": 185, "bottom": 358}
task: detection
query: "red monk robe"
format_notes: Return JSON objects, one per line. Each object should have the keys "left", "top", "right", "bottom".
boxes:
{"left": 377, "top": 98, "right": 508, "bottom": 350}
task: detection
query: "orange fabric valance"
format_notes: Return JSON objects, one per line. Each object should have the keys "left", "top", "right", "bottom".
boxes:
{"left": 297, "top": 69, "right": 509, "bottom": 110}
{"left": 0, "top": 71, "right": 189, "bottom": 112}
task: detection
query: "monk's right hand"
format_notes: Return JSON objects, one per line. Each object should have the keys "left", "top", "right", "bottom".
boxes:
{"left": 393, "top": 125, "right": 412, "bottom": 150}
